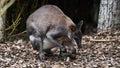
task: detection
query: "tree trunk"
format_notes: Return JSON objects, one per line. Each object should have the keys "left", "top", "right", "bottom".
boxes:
{"left": 97, "top": 0, "right": 120, "bottom": 31}
{"left": 0, "top": 16, "right": 4, "bottom": 42}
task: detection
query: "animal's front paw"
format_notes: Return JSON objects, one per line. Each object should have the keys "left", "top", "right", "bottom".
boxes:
{"left": 39, "top": 52, "right": 46, "bottom": 61}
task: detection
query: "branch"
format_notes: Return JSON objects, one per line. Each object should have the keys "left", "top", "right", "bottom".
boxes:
{"left": 0, "top": 0, "right": 6, "bottom": 9}
{"left": 0, "top": 0, "right": 15, "bottom": 16}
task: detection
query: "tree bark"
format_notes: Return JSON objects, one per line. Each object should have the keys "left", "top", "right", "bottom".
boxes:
{"left": 97, "top": 0, "right": 120, "bottom": 31}
{"left": 0, "top": 16, "right": 4, "bottom": 42}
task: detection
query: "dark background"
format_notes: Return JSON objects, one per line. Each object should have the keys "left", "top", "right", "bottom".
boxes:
{"left": 6, "top": 0, "right": 100, "bottom": 35}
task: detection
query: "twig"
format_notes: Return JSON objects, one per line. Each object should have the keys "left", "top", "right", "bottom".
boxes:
{"left": 7, "top": 30, "right": 26, "bottom": 38}
{"left": 90, "top": 38, "right": 115, "bottom": 42}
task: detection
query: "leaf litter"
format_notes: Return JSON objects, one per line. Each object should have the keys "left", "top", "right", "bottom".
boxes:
{"left": 0, "top": 30, "right": 120, "bottom": 68}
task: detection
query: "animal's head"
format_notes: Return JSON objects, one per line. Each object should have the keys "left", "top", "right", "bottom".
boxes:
{"left": 73, "top": 20, "right": 83, "bottom": 48}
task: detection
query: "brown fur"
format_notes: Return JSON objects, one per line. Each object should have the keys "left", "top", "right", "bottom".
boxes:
{"left": 26, "top": 5, "right": 81, "bottom": 60}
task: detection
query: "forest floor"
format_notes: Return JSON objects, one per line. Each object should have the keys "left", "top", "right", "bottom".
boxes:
{"left": 0, "top": 30, "right": 120, "bottom": 68}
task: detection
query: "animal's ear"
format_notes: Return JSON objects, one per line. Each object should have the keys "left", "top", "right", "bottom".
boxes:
{"left": 77, "top": 20, "right": 83, "bottom": 30}
{"left": 69, "top": 25, "right": 76, "bottom": 32}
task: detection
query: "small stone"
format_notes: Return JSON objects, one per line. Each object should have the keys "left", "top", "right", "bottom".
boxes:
{"left": 53, "top": 64, "right": 64, "bottom": 68}
{"left": 66, "top": 57, "right": 70, "bottom": 62}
